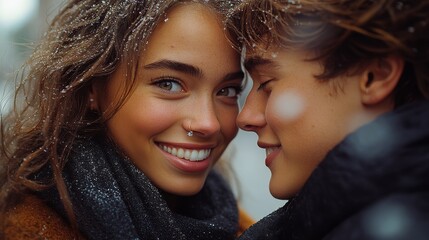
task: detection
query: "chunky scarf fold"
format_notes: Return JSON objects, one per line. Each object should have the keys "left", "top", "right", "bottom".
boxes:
{"left": 36, "top": 138, "right": 238, "bottom": 240}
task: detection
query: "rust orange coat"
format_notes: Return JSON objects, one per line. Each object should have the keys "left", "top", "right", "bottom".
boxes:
{"left": 3, "top": 194, "right": 254, "bottom": 239}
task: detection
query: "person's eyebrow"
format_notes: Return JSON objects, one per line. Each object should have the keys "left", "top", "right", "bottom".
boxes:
{"left": 224, "top": 71, "right": 245, "bottom": 82}
{"left": 145, "top": 59, "right": 244, "bottom": 82}
{"left": 244, "top": 56, "right": 277, "bottom": 71}
{"left": 144, "top": 59, "right": 204, "bottom": 78}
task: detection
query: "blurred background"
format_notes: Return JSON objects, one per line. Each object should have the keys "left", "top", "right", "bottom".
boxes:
{"left": 0, "top": 0, "right": 285, "bottom": 221}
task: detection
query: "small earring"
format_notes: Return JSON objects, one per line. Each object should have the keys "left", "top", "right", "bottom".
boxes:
{"left": 187, "top": 122, "right": 193, "bottom": 137}
{"left": 89, "top": 98, "right": 98, "bottom": 112}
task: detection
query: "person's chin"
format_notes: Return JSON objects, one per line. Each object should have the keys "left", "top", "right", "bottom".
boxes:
{"left": 163, "top": 178, "right": 206, "bottom": 196}
{"left": 269, "top": 180, "right": 298, "bottom": 200}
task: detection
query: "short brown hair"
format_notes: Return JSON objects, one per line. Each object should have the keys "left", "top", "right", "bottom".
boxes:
{"left": 227, "top": 0, "right": 429, "bottom": 106}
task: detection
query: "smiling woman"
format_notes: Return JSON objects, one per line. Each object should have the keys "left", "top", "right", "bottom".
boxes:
{"left": 92, "top": 3, "right": 244, "bottom": 197}
{"left": 0, "top": 0, "right": 251, "bottom": 239}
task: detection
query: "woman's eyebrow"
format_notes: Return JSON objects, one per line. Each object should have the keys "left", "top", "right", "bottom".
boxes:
{"left": 145, "top": 59, "right": 244, "bottom": 82}
{"left": 144, "top": 59, "right": 204, "bottom": 78}
{"left": 224, "top": 71, "right": 245, "bottom": 82}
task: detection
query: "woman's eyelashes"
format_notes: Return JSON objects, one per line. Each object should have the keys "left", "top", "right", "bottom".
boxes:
{"left": 152, "top": 76, "right": 184, "bottom": 93}
{"left": 151, "top": 76, "right": 243, "bottom": 99}
{"left": 218, "top": 85, "right": 243, "bottom": 98}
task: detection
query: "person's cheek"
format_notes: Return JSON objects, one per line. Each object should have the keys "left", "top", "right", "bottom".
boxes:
{"left": 266, "top": 90, "right": 306, "bottom": 126}
{"left": 219, "top": 106, "right": 239, "bottom": 141}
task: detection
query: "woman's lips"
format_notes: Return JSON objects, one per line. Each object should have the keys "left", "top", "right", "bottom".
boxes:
{"left": 157, "top": 143, "right": 213, "bottom": 172}
{"left": 159, "top": 144, "right": 211, "bottom": 161}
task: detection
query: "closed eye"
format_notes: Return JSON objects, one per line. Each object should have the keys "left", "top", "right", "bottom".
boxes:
{"left": 257, "top": 80, "right": 272, "bottom": 91}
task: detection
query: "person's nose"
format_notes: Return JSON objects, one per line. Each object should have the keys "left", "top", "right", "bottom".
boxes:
{"left": 186, "top": 97, "right": 221, "bottom": 137}
{"left": 236, "top": 89, "right": 266, "bottom": 132}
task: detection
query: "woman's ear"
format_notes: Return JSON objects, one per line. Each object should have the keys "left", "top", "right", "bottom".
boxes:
{"left": 360, "top": 55, "right": 404, "bottom": 105}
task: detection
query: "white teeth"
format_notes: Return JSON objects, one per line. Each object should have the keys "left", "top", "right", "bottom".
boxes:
{"left": 265, "top": 147, "right": 279, "bottom": 157}
{"left": 190, "top": 150, "right": 198, "bottom": 160}
{"left": 197, "top": 150, "right": 205, "bottom": 160}
{"left": 177, "top": 148, "right": 184, "bottom": 158}
{"left": 160, "top": 145, "right": 211, "bottom": 161}
{"left": 184, "top": 149, "right": 191, "bottom": 159}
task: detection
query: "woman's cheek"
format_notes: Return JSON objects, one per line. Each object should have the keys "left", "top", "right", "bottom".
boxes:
{"left": 125, "top": 99, "right": 178, "bottom": 133}
{"left": 220, "top": 107, "right": 239, "bottom": 141}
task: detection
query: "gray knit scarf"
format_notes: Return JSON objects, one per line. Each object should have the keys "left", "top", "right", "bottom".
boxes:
{"left": 37, "top": 138, "right": 238, "bottom": 240}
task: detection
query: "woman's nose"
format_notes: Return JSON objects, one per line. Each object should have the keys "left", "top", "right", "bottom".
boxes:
{"left": 187, "top": 99, "right": 221, "bottom": 137}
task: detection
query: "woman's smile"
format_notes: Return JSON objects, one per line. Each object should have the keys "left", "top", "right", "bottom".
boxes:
{"left": 157, "top": 143, "right": 212, "bottom": 161}
{"left": 156, "top": 142, "right": 215, "bottom": 173}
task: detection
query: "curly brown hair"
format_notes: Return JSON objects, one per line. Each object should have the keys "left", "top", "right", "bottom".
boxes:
{"left": 0, "top": 0, "right": 240, "bottom": 235}
{"left": 226, "top": 0, "right": 429, "bottom": 106}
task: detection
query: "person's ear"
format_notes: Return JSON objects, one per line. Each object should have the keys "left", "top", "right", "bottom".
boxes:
{"left": 360, "top": 56, "right": 404, "bottom": 105}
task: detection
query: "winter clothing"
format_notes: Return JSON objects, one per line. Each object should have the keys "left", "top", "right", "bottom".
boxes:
{"left": 4, "top": 194, "right": 80, "bottom": 239}
{"left": 4, "top": 194, "right": 253, "bottom": 239}
{"left": 238, "top": 100, "right": 429, "bottom": 240}
{"left": 4, "top": 137, "right": 253, "bottom": 239}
